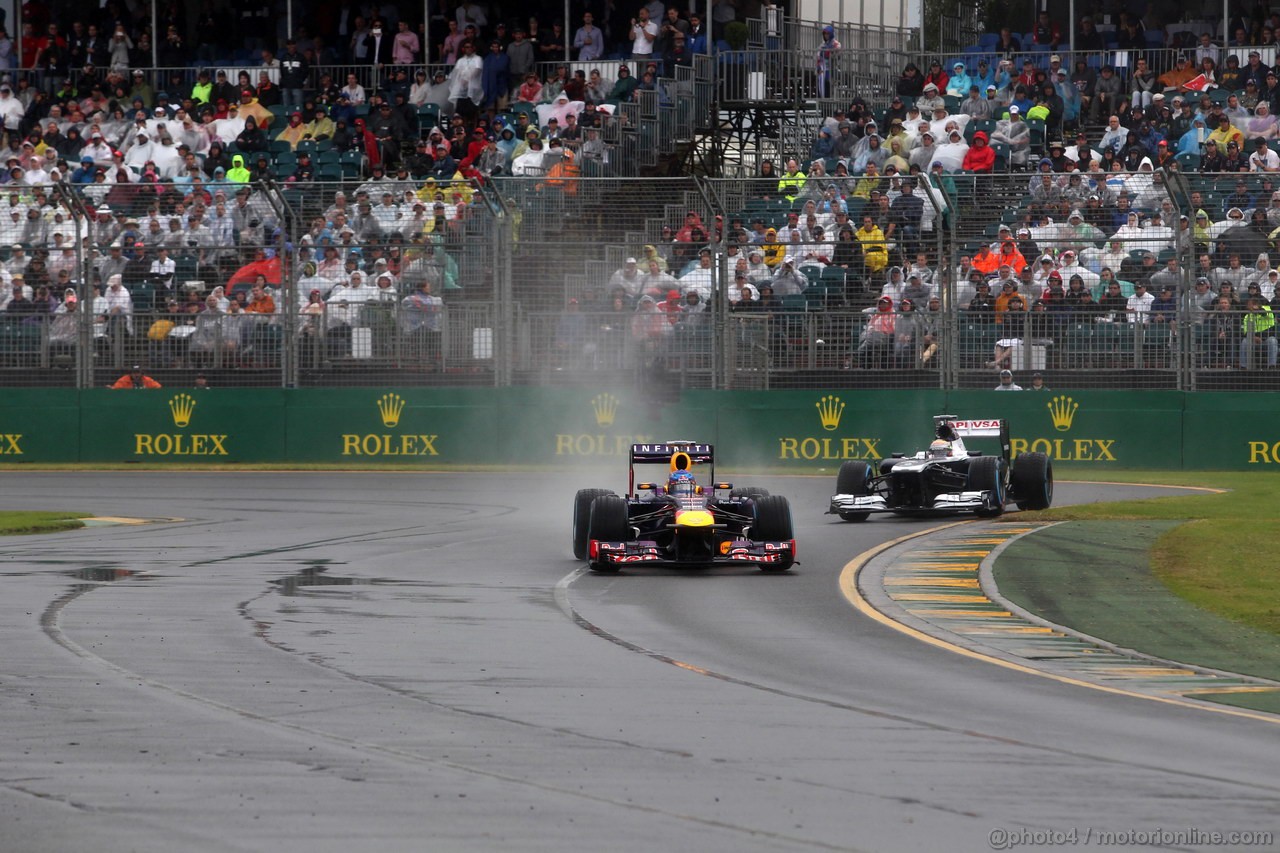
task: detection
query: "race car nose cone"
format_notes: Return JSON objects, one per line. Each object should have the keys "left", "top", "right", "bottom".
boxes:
{"left": 674, "top": 510, "right": 715, "bottom": 528}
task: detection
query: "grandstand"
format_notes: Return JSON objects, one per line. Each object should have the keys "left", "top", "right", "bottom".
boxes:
{"left": 1, "top": 6, "right": 1278, "bottom": 392}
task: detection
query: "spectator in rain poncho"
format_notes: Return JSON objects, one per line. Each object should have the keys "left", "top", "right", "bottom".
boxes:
{"left": 929, "top": 128, "right": 968, "bottom": 172}
{"left": 851, "top": 132, "right": 888, "bottom": 172}
{"left": 882, "top": 137, "right": 910, "bottom": 174}
{"left": 1056, "top": 250, "right": 1100, "bottom": 291}
{"left": 991, "top": 106, "right": 1030, "bottom": 166}
{"left": 945, "top": 62, "right": 972, "bottom": 98}
{"left": 1059, "top": 209, "right": 1105, "bottom": 254}
{"left": 909, "top": 130, "right": 939, "bottom": 171}
{"left": 1178, "top": 115, "right": 1209, "bottom": 155}
{"left": 448, "top": 41, "right": 485, "bottom": 109}
{"left": 916, "top": 82, "right": 944, "bottom": 114}
{"left": 1124, "top": 157, "right": 1155, "bottom": 204}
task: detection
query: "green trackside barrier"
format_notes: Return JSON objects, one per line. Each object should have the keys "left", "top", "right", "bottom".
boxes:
{"left": 0, "top": 389, "right": 81, "bottom": 462}
{"left": 945, "top": 390, "right": 1185, "bottom": 470}
{"left": 284, "top": 388, "right": 501, "bottom": 462}
{"left": 1182, "top": 393, "right": 1280, "bottom": 470}
{"left": 0, "top": 388, "right": 1274, "bottom": 469}
{"left": 82, "top": 389, "right": 288, "bottom": 462}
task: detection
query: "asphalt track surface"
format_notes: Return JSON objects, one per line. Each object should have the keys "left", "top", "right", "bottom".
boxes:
{"left": 2, "top": 472, "right": 1278, "bottom": 853}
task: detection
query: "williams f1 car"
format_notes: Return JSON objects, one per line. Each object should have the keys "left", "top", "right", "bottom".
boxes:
{"left": 571, "top": 441, "right": 796, "bottom": 572}
{"left": 828, "top": 415, "right": 1052, "bottom": 520}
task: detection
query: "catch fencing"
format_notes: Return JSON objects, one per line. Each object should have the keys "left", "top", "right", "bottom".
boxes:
{"left": 3, "top": 172, "right": 1279, "bottom": 392}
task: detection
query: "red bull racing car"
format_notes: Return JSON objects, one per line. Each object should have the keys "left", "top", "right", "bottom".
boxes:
{"left": 571, "top": 441, "right": 796, "bottom": 572}
{"left": 829, "top": 415, "right": 1053, "bottom": 520}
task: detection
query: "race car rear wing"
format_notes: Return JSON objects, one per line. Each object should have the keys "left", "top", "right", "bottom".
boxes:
{"left": 629, "top": 442, "right": 715, "bottom": 496}
{"left": 630, "top": 443, "right": 715, "bottom": 465}
{"left": 934, "top": 416, "right": 1010, "bottom": 461}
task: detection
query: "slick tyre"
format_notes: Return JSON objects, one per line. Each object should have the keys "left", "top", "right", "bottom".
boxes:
{"left": 1012, "top": 452, "right": 1053, "bottom": 511}
{"left": 587, "top": 495, "right": 630, "bottom": 573}
{"left": 753, "top": 495, "right": 795, "bottom": 571}
{"left": 572, "top": 488, "right": 613, "bottom": 560}
{"left": 835, "top": 460, "right": 872, "bottom": 522}
{"left": 967, "top": 455, "right": 1005, "bottom": 518}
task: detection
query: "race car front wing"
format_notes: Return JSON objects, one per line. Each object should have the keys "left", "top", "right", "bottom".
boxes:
{"left": 588, "top": 538, "right": 795, "bottom": 568}
{"left": 829, "top": 490, "right": 999, "bottom": 515}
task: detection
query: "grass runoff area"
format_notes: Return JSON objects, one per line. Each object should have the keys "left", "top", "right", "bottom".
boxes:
{"left": 0, "top": 511, "right": 87, "bottom": 535}
{"left": 999, "top": 472, "right": 1280, "bottom": 712}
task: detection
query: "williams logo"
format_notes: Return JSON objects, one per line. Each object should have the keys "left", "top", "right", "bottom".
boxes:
{"left": 342, "top": 394, "right": 438, "bottom": 456}
{"left": 377, "top": 393, "right": 406, "bottom": 428}
{"left": 1010, "top": 396, "right": 1116, "bottom": 461}
{"left": 169, "top": 393, "right": 196, "bottom": 428}
{"left": 778, "top": 395, "right": 881, "bottom": 460}
{"left": 1048, "top": 395, "right": 1078, "bottom": 432}
{"left": 592, "top": 393, "right": 619, "bottom": 427}
{"left": 135, "top": 393, "right": 227, "bottom": 455}
{"left": 556, "top": 393, "right": 652, "bottom": 455}
{"left": 816, "top": 395, "right": 845, "bottom": 431}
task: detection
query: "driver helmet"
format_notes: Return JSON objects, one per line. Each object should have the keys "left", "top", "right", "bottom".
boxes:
{"left": 928, "top": 439, "right": 951, "bottom": 459}
{"left": 669, "top": 470, "right": 694, "bottom": 484}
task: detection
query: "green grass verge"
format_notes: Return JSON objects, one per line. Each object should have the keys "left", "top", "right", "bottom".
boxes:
{"left": 0, "top": 511, "right": 88, "bottom": 535}
{"left": 1014, "top": 471, "right": 1280, "bottom": 638}
{"left": 995, "top": 520, "right": 1280, "bottom": 684}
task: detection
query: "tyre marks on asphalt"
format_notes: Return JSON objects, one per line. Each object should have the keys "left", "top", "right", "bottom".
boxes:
{"left": 846, "top": 523, "right": 1280, "bottom": 723}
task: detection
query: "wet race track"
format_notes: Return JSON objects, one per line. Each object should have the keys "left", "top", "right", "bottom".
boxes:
{"left": 2, "top": 472, "right": 1278, "bottom": 853}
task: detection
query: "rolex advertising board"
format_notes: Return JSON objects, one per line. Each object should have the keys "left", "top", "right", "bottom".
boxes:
{"left": 0, "top": 389, "right": 80, "bottom": 462}
{"left": 0, "top": 389, "right": 1272, "bottom": 469}
{"left": 945, "top": 390, "right": 1182, "bottom": 469}
{"left": 284, "top": 389, "right": 499, "bottom": 462}
{"left": 506, "top": 388, "right": 691, "bottom": 461}
{"left": 81, "top": 389, "right": 286, "bottom": 462}
{"left": 1182, "top": 393, "right": 1280, "bottom": 469}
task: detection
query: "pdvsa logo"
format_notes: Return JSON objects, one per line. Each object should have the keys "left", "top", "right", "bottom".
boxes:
{"left": 342, "top": 393, "right": 439, "bottom": 456}
{"left": 778, "top": 395, "right": 882, "bottom": 460}
{"left": 1010, "top": 396, "right": 1116, "bottom": 461}
{"left": 135, "top": 393, "right": 228, "bottom": 455}
{"left": 555, "top": 393, "right": 653, "bottom": 455}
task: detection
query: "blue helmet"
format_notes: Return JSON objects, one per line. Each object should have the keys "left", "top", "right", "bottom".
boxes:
{"left": 669, "top": 470, "right": 694, "bottom": 483}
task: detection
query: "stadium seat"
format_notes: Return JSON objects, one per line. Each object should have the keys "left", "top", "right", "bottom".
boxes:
{"left": 1175, "top": 151, "right": 1201, "bottom": 171}
{"left": 990, "top": 140, "right": 1010, "bottom": 170}
{"left": 339, "top": 151, "right": 364, "bottom": 176}
{"left": 1025, "top": 119, "right": 1046, "bottom": 151}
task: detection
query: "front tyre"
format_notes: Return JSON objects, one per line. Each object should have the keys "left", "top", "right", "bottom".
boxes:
{"left": 754, "top": 494, "right": 795, "bottom": 572}
{"left": 730, "top": 485, "right": 770, "bottom": 498}
{"left": 1011, "top": 452, "right": 1053, "bottom": 511}
{"left": 587, "top": 494, "right": 630, "bottom": 572}
{"left": 572, "top": 488, "right": 613, "bottom": 559}
{"left": 835, "top": 460, "right": 872, "bottom": 522}
{"left": 967, "top": 456, "right": 1005, "bottom": 518}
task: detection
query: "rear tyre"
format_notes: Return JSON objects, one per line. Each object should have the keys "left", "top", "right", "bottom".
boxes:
{"left": 835, "top": 460, "right": 872, "bottom": 522}
{"left": 730, "top": 485, "right": 770, "bottom": 498}
{"left": 572, "top": 488, "right": 613, "bottom": 560}
{"left": 754, "top": 495, "right": 795, "bottom": 571}
{"left": 967, "top": 456, "right": 1005, "bottom": 518}
{"left": 1011, "top": 452, "right": 1053, "bottom": 511}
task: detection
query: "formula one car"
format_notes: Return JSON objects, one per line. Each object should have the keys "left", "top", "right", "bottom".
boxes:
{"left": 828, "top": 415, "right": 1052, "bottom": 520}
{"left": 571, "top": 441, "right": 796, "bottom": 572}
